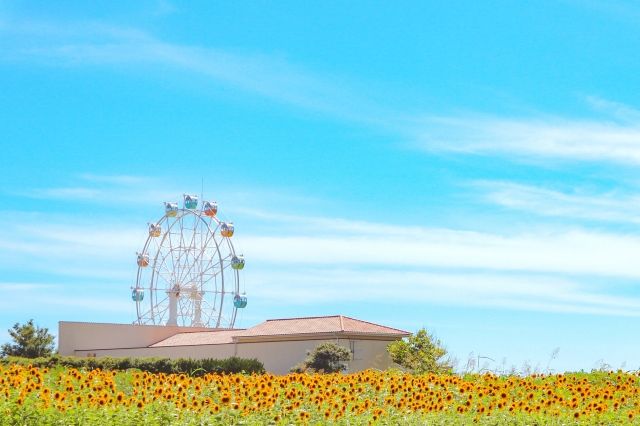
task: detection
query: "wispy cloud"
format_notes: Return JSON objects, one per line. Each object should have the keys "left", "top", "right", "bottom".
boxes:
{"left": 6, "top": 214, "right": 640, "bottom": 280}
{"left": 476, "top": 181, "right": 640, "bottom": 224}
{"left": 18, "top": 173, "right": 197, "bottom": 206}
{"left": 18, "top": 175, "right": 323, "bottom": 220}
{"left": 0, "top": 19, "right": 392, "bottom": 127}
{"left": 414, "top": 114, "right": 640, "bottom": 164}
{"left": 586, "top": 96, "right": 640, "bottom": 123}
{"left": 78, "top": 174, "right": 152, "bottom": 185}
{"left": 4, "top": 18, "right": 640, "bottom": 167}
{"left": 0, "top": 282, "right": 55, "bottom": 291}
{"left": 242, "top": 230, "right": 640, "bottom": 279}
{"left": 6, "top": 167, "right": 640, "bottom": 319}
{"left": 249, "top": 268, "right": 640, "bottom": 317}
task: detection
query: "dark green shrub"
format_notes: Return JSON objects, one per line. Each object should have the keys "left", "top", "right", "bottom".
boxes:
{"left": 0, "top": 355, "right": 265, "bottom": 375}
{"left": 291, "top": 342, "right": 351, "bottom": 373}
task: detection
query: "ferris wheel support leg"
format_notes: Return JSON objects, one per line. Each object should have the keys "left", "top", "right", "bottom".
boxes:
{"left": 167, "top": 291, "right": 179, "bottom": 326}
{"left": 192, "top": 293, "right": 203, "bottom": 327}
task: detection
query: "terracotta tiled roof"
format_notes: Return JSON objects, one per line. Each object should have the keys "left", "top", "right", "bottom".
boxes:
{"left": 148, "top": 316, "right": 409, "bottom": 347}
{"left": 238, "top": 315, "right": 409, "bottom": 338}
{"left": 150, "top": 330, "right": 242, "bottom": 347}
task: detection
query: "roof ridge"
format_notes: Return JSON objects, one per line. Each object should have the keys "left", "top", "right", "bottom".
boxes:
{"left": 340, "top": 315, "right": 410, "bottom": 334}
{"left": 265, "top": 315, "right": 341, "bottom": 322}
{"left": 170, "top": 329, "right": 245, "bottom": 334}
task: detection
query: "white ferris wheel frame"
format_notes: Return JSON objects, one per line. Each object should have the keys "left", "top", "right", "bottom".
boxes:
{"left": 134, "top": 207, "right": 241, "bottom": 328}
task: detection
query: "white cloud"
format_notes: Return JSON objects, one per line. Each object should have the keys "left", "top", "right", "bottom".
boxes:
{"left": 241, "top": 229, "right": 640, "bottom": 279}
{"left": 476, "top": 181, "right": 640, "bottom": 223}
{"left": 247, "top": 268, "right": 640, "bottom": 316}
{"left": 3, "top": 206, "right": 640, "bottom": 318}
{"left": 10, "top": 206, "right": 640, "bottom": 282}
{"left": 414, "top": 115, "right": 640, "bottom": 164}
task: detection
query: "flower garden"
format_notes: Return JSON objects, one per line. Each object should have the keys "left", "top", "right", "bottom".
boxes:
{"left": 2, "top": 363, "right": 640, "bottom": 425}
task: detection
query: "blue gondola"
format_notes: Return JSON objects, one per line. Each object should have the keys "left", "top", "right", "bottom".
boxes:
{"left": 131, "top": 288, "right": 144, "bottom": 302}
{"left": 233, "top": 294, "right": 247, "bottom": 308}
{"left": 184, "top": 194, "right": 198, "bottom": 209}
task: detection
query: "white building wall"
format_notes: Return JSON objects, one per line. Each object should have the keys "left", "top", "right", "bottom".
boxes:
{"left": 72, "top": 336, "right": 397, "bottom": 374}
{"left": 58, "top": 322, "right": 215, "bottom": 356}
{"left": 236, "top": 339, "right": 395, "bottom": 374}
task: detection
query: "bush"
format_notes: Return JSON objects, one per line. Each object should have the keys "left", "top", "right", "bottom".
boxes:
{"left": 0, "top": 319, "right": 55, "bottom": 358}
{"left": 0, "top": 355, "right": 265, "bottom": 375}
{"left": 291, "top": 342, "right": 351, "bottom": 373}
{"left": 387, "top": 327, "right": 452, "bottom": 374}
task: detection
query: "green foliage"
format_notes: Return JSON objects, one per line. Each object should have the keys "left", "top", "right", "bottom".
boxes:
{"left": 387, "top": 327, "right": 452, "bottom": 374}
{"left": 0, "top": 319, "right": 55, "bottom": 358}
{"left": 291, "top": 342, "right": 351, "bottom": 373}
{"left": 0, "top": 355, "right": 265, "bottom": 375}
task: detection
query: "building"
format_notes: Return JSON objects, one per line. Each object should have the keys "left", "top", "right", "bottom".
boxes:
{"left": 58, "top": 315, "right": 410, "bottom": 374}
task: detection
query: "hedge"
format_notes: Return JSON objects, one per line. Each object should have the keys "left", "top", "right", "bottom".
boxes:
{"left": 0, "top": 355, "right": 265, "bottom": 376}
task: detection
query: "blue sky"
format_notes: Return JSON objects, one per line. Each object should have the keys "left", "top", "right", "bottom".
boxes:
{"left": 2, "top": 0, "right": 640, "bottom": 372}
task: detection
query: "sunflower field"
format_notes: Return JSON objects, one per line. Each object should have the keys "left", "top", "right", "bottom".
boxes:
{"left": 2, "top": 363, "right": 640, "bottom": 425}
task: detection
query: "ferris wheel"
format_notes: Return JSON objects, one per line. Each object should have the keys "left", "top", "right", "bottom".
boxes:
{"left": 132, "top": 194, "right": 247, "bottom": 328}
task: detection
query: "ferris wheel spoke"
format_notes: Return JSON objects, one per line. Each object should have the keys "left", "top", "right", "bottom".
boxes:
{"left": 197, "top": 231, "right": 225, "bottom": 273}
{"left": 153, "top": 271, "right": 176, "bottom": 294}
{"left": 167, "top": 230, "right": 181, "bottom": 285}
{"left": 173, "top": 228, "right": 200, "bottom": 287}
{"left": 200, "top": 253, "right": 233, "bottom": 277}
{"left": 169, "top": 227, "right": 188, "bottom": 285}
{"left": 139, "top": 293, "right": 169, "bottom": 323}
{"left": 155, "top": 248, "right": 177, "bottom": 279}
{"left": 199, "top": 297, "right": 219, "bottom": 327}
{"left": 202, "top": 295, "right": 223, "bottom": 328}
{"left": 176, "top": 221, "right": 219, "bottom": 288}
{"left": 150, "top": 234, "right": 175, "bottom": 290}
{"left": 152, "top": 247, "right": 180, "bottom": 287}
{"left": 179, "top": 234, "right": 223, "bottom": 285}
{"left": 198, "top": 272, "right": 220, "bottom": 292}
{"left": 155, "top": 240, "right": 178, "bottom": 280}
{"left": 156, "top": 261, "right": 175, "bottom": 283}
{"left": 200, "top": 259, "right": 233, "bottom": 284}
{"left": 176, "top": 214, "right": 192, "bottom": 281}
{"left": 184, "top": 216, "right": 200, "bottom": 267}
{"left": 163, "top": 227, "right": 176, "bottom": 277}
{"left": 155, "top": 295, "right": 171, "bottom": 321}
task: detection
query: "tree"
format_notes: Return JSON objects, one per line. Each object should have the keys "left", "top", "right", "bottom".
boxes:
{"left": 387, "top": 328, "right": 452, "bottom": 374}
{"left": 291, "top": 342, "right": 351, "bottom": 373}
{"left": 1, "top": 319, "right": 55, "bottom": 358}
